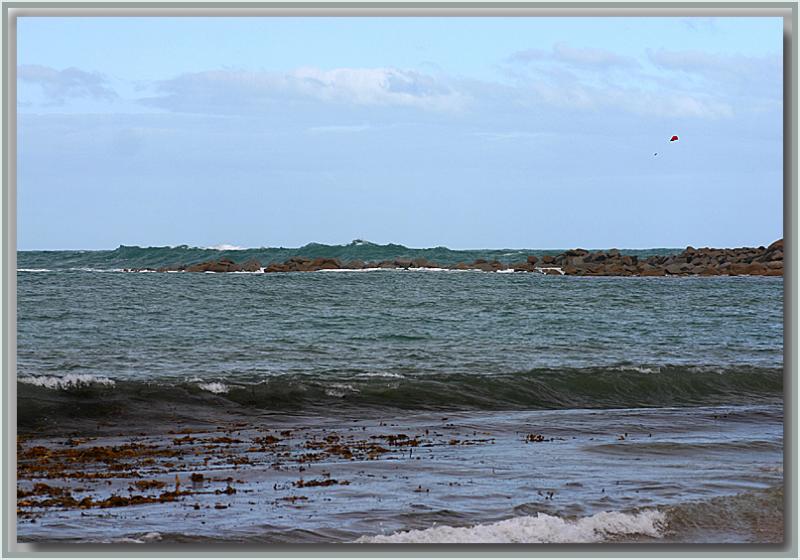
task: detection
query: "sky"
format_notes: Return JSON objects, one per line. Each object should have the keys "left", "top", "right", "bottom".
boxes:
{"left": 17, "top": 17, "right": 784, "bottom": 250}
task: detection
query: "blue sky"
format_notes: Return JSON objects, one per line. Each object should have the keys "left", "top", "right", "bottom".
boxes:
{"left": 17, "top": 17, "right": 783, "bottom": 250}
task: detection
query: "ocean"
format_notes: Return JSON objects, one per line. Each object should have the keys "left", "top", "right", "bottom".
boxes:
{"left": 16, "top": 243, "right": 784, "bottom": 544}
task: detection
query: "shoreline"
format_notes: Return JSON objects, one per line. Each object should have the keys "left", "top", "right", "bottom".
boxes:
{"left": 122, "top": 239, "right": 784, "bottom": 277}
{"left": 17, "top": 405, "right": 784, "bottom": 544}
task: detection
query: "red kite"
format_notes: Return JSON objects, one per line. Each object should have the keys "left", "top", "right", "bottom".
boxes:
{"left": 670, "top": 135, "right": 679, "bottom": 142}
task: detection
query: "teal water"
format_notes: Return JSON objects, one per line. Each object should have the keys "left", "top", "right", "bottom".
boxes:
{"left": 17, "top": 267, "right": 782, "bottom": 409}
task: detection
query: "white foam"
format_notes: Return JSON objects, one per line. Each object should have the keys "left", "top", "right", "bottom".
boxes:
{"left": 230, "top": 268, "right": 266, "bottom": 274}
{"left": 197, "top": 382, "right": 230, "bottom": 394}
{"left": 95, "top": 532, "right": 163, "bottom": 544}
{"left": 355, "top": 372, "right": 405, "bottom": 379}
{"left": 325, "top": 383, "right": 359, "bottom": 397}
{"left": 535, "top": 267, "right": 565, "bottom": 275}
{"left": 357, "top": 509, "right": 666, "bottom": 544}
{"left": 206, "top": 244, "right": 245, "bottom": 250}
{"left": 18, "top": 374, "right": 116, "bottom": 390}
{"left": 17, "top": 268, "right": 52, "bottom": 272}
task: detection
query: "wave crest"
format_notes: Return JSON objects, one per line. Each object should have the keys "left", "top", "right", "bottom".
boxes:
{"left": 357, "top": 509, "right": 666, "bottom": 543}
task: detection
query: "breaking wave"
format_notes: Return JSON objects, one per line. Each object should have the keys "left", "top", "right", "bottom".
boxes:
{"left": 17, "top": 241, "right": 679, "bottom": 271}
{"left": 357, "top": 485, "right": 783, "bottom": 544}
{"left": 357, "top": 509, "right": 666, "bottom": 543}
{"left": 16, "top": 365, "right": 782, "bottom": 426}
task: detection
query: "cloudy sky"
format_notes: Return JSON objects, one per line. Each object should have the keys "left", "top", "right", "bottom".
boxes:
{"left": 17, "top": 17, "right": 783, "bottom": 250}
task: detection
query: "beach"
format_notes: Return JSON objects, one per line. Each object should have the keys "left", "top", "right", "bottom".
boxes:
{"left": 16, "top": 249, "right": 784, "bottom": 544}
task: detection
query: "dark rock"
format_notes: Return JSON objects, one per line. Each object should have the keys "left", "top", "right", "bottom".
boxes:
{"left": 640, "top": 267, "right": 666, "bottom": 276}
{"left": 185, "top": 262, "right": 209, "bottom": 272}
{"left": 512, "top": 262, "right": 535, "bottom": 272}
{"left": 665, "top": 263, "right": 690, "bottom": 275}
{"left": 411, "top": 258, "right": 433, "bottom": 268}
{"left": 565, "top": 249, "right": 590, "bottom": 257}
{"left": 743, "top": 263, "right": 768, "bottom": 275}
{"left": 311, "top": 257, "right": 342, "bottom": 270}
{"left": 527, "top": 255, "right": 538, "bottom": 265}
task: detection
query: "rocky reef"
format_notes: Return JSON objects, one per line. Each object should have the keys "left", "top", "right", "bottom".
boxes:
{"left": 127, "top": 239, "right": 784, "bottom": 277}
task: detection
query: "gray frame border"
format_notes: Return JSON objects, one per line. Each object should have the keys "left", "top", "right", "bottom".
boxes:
{"left": 2, "top": 2, "right": 796, "bottom": 558}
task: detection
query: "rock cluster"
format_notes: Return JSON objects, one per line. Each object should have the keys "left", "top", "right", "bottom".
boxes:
{"left": 127, "top": 239, "right": 783, "bottom": 277}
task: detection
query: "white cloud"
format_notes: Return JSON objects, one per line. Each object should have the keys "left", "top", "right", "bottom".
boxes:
{"left": 509, "top": 42, "right": 640, "bottom": 70}
{"left": 19, "top": 64, "right": 117, "bottom": 103}
{"left": 646, "top": 49, "right": 781, "bottom": 97}
{"left": 144, "top": 67, "right": 469, "bottom": 114}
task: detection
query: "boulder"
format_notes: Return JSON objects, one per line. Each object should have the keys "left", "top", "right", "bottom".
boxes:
{"left": 743, "top": 263, "right": 768, "bottom": 275}
{"left": 344, "top": 259, "right": 366, "bottom": 269}
{"left": 185, "top": 262, "right": 210, "bottom": 272}
{"left": 411, "top": 258, "right": 433, "bottom": 268}
{"left": 241, "top": 260, "right": 262, "bottom": 272}
{"left": 527, "top": 255, "right": 538, "bottom": 265}
{"left": 728, "top": 263, "right": 751, "bottom": 275}
{"left": 665, "top": 263, "right": 690, "bottom": 275}
{"left": 541, "top": 255, "right": 555, "bottom": 265}
{"left": 565, "top": 255, "right": 586, "bottom": 267}
{"left": 768, "top": 239, "right": 783, "bottom": 252}
{"left": 604, "top": 264, "right": 626, "bottom": 275}
{"left": 311, "top": 258, "right": 342, "bottom": 270}
{"left": 512, "top": 262, "right": 535, "bottom": 272}
{"left": 640, "top": 267, "right": 666, "bottom": 276}
{"left": 698, "top": 267, "right": 721, "bottom": 276}
{"left": 565, "top": 248, "right": 590, "bottom": 257}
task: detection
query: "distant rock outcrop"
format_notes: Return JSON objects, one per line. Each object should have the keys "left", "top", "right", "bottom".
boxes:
{"left": 128, "top": 240, "right": 784, "bottom": 277}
